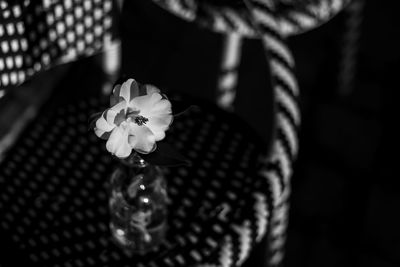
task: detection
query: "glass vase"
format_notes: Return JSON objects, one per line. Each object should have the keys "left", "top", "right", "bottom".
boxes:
{"left": 108, "top": 153, "right": 168, "bottom": 254}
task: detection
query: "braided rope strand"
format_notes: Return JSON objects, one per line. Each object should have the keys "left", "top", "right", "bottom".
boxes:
{"left": 154, "top": 0, "right": 351, "bottom": 37}
{"left": 217, "top": 33, "right": 243, "bottom": 110}
{"left": 272, "top": 0, "right": 352, "bottom": 36}
{"left": 337, "top": 0, "right": 364, "bottom": 96}
{"left": 242, "top": 3, "right": 299, "bottom": 264}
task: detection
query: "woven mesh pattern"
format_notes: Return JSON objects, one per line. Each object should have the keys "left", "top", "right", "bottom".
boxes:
{"left": 0, "top": 96, "right": 269, "bottom": 266}
{"left": 0, "top": 0, "right": 114, "bottom": 88}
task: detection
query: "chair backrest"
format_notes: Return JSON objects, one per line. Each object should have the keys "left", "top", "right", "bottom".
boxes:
{"left": 149, "top": 0, "right": 351, "bottom": 266}
{"left": 0, "top": 0, "right": 116, "bottom": 94}
{"left": 0, "top": 0, "right": 122, "bottom": 160}
{"left": 0, "top": 1, "right": 353, "bottom": 266}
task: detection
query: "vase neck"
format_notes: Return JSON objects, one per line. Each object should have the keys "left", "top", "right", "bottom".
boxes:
{"left": 122, "top": 153, "right": 148, "bottom": 168}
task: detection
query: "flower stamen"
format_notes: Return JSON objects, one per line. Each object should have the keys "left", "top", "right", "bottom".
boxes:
{"left": 134, "top": 115, "right": 149, "bottom": 126}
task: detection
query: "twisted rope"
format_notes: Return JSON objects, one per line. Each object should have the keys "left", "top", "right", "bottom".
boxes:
{"left": 151, "top": 0, "right": 350, "bottom": 266}
{"left": 153, "top": 0, "right": 350, "bottom": 36}
{"left": 217, "top": 33, "right": 242, "bottom": 110}
{"left": 337, "top": 0, "right": 364, "bottom": 96}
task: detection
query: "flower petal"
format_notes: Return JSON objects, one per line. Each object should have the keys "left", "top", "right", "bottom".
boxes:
{"left": 110, "top": 84, "right": 123, "bottom": 106}
{"left": 106, "top": 127, "right": 132, "bottom": 158}
{"left": 94, "top": 128, "right": 111, "bottom": 140}
{"left": 130, "top": 93, "right": 172, "bottom": 118}
{"left": 95, "top": 113, "right": 115, "bottom": 132}
{"left": 109, "top": 100, "right": 127, "bottom": 126}
{"left": 147, "top": 98, "right": 172, "bottom": 117}
{"left": 104, "top": 109, "right": 117, "bottom": 124}
{"left": 120, "top": 78, "right": 139, "bottom": 102}
{"left": 89, "top": 111, "right": 102, "bottom": 130}
{"left": 144, "top": 84, "right": 160, "bottom": 95}
{"left": 128, "top": 124, "right": 156, "bottom": 154}
{"left": 146, "top": 114, "right": 173, "bottom": 141}
{"left": 129, "top": 94, "right": 153, "bottom": 115}
{"left": 110, "top": 99, "right": 128, "bottom": 111}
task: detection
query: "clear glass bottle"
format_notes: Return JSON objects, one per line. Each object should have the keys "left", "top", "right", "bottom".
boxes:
{"left": 108, "top": 153, "right": 168, "bottom": 254}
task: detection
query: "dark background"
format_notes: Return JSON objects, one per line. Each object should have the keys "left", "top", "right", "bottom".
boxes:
{"left": 287, "top": 1, "right": 400, "bottom": 267}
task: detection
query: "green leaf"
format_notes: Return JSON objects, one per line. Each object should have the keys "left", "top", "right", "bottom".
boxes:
{"left": 140, "top": 142, "right": 190, "bottom": 167}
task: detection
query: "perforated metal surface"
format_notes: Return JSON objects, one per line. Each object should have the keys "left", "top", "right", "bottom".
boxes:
{"left": 0, "top": 97, "right": 270, "bottom": 266}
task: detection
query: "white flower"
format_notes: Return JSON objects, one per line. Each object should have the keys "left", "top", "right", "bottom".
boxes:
{"left": 94, "top": 79, "right": 173, "bottom": 158}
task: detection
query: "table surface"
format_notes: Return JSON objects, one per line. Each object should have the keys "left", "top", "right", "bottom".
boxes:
{"left": 0, "top": 93, "right": 271, "bottom": 267}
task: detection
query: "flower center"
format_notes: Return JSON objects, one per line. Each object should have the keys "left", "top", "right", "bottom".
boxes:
{"left": 134, "top": 115, "right": 149, "bottom": 126}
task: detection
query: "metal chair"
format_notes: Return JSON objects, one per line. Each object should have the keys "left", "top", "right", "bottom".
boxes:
{"left": 0, "top": 0, "right": 354, "bottom": 266}
{"left": 148, "top": 0, "right": 351, "bottom": 266}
